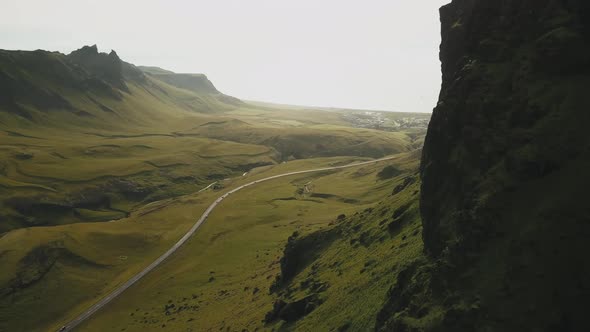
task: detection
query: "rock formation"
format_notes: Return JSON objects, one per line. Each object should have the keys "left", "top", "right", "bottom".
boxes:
{"left": 377, "top": 1, "right": 590, "bottom": 330}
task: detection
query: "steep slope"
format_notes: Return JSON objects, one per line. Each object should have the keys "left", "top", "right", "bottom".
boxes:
{"left": 261, "top": 153, "right": 423, "bottom": 332}
{"left": 67, "top": 44, "right": 141, "bottom": 91}
{"left": 139, "top": 66, "right": 217, "bottom": 93}
{"left": 138, "top": 65, "right": 244, "bottom": 106}
{"left": 377, "top": 1, "right": 590, "bottom": 331}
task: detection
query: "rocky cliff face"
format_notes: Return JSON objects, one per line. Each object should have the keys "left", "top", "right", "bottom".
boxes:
{"left": 67, "top": 45, "right": 145, "bottom": 91}
{"left": 67, "top": 45, "right": 126, "bottom": 89}
{"left": 421, "top": 0, "right": 590, "bottom": 259}
{"left": 377, "top": 1, "right": 590, "bottom": 330}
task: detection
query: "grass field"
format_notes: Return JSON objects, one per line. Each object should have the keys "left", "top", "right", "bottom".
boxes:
{"left": 71, "top": 152, "right": 423, "bottom": 332}
{"left": 0, "top": 153, "right": 420, "bottom": 331}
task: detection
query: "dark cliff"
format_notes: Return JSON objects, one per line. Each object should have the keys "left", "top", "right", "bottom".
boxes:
{"left": 377, "top": 1, "right": 590, "bottom": 331}
{"left": 422, "top": 0, "right": 590, "bottom": 259}
{"left": 67, "top": 45, "right": 146, "bottom": 91}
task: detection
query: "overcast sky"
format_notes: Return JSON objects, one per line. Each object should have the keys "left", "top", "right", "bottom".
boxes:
{"left": 0, "top": 0, "right": 448, "bottom": 112}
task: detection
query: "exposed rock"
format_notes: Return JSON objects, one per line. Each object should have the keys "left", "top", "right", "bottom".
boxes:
{"left": 378, "top": 0, "right": 590, "bottom": 331}
{"left": 392, "top": 176, "right": 416, "bottom": 195}
{"left": 271, "top": 229, "right": 338, "bottom": 291}
{"left": 421, "top": 0, "right": 590, "bottom": 257}
{"left": 67, "top": 45, "right": 129, "bottom": 91}
{"left": 264, "top": 295, "right": 320, "bottom": 323}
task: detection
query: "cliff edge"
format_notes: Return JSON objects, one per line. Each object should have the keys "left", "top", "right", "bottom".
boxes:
{"left": 377, "top": 1, "right": 590, "bottom": 331}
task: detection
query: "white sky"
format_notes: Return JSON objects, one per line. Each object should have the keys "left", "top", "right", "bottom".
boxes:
{"left": 0, "top": 0, "right": 449, "bottom": 112}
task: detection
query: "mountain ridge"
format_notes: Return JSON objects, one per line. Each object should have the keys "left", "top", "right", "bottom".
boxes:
{"left": 137, "top": 65, "right": 244, "bottom": 106}
{"left": 0, "top": 45, "right": 242, "bottom": 122}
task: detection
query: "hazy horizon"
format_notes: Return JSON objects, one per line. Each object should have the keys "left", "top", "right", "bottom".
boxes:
{"left": 0, "top": 0, "right": 448, "bottom": 113}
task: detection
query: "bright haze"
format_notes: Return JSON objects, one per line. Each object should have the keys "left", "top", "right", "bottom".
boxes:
{"left": 0, "top": 0, "right": 448, "bottom": 113}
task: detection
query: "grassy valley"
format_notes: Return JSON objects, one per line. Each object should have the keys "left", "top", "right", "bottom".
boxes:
{"left": 0, "top": 46, "right": 427, "bottom": 233}
{"left": 0, "top": 45, "right": 429, "bottom": 331}
{"left": 69, "top": 153, "right": 423, "bottom": 332}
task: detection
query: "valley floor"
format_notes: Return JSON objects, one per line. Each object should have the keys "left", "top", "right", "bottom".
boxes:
{"left": 61, "top": 156, "right": 400, "bottom": 331}
{"left": 0, "top": 61, "right": 428, "bottom": 331}
{"left": 76, "top": 152, "right": 423, "bottom": 332}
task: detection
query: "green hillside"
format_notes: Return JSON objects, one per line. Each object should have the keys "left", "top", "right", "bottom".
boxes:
{"left": 78, "top": 152, "right": 423, "bottom": 332}
{"left": 0, "top": 45, "right": 427, "bottom": 234}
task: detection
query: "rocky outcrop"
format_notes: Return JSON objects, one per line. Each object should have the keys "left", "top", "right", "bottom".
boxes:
{"left": 421, "top": 0, "right": 590, "bottom": 258}
{"left": 377, "top": 1, "right": 590, "bottom": 331}
{"left": 271, "top": 230, "right": 338, "bottom": 290}
{"left": 264, "top": 295, "right": 321, "bottom": 323}
{"left": 0, "top": 45, "right": 139, "bottom": 117}
{"left": 67, "top": 45, "right": 129, "bottom": 91}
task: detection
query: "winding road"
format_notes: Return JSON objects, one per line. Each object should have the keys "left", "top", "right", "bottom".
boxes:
{"left": 60, "top": 156, "right": 396, "bottom": 331}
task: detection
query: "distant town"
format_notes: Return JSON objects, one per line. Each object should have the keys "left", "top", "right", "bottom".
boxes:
{"left": 342, "top": 111, "right": 430, "bottom": 131}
